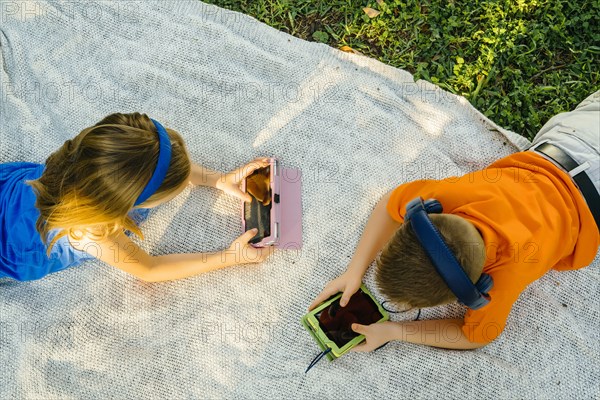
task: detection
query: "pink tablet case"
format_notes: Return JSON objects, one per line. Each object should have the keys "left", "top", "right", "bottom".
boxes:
{"left": 241, "top": 160, "right": 302, "bottom": 249}
{"left": 278, "top": 168, "right": 302, "bottom": 249}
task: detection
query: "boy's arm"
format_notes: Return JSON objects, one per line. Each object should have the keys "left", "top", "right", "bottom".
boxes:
{"left": 345, "top": 190, "right": 401, "bottom": 278}
{"left": 351, "top": 319, "right": 488, "bottom": 351}
{"left": 309, "top": 190, "right": 401, "bottom": 309}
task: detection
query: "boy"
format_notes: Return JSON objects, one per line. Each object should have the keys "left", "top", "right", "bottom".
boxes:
{"left": 309, "top": 90, "right": 600, "bottom": 350}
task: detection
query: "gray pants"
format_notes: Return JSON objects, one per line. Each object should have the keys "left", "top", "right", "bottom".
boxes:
{"left": 529, "top": 90, "right": 600, "bottom": 196}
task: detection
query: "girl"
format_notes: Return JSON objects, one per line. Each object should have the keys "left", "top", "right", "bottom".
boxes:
{"left": 0, "top": 112, "right": 273, "bottom": 282}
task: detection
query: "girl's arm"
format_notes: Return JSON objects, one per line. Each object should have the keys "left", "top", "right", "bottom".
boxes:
{"left": 188, "top": 163, "right": 221, "bottom": 187}
{"left": 309, "top": 190, "right": 401, "bottom": 309}
{"left": 68, "top": 229, "right": 272, "bottom": 283}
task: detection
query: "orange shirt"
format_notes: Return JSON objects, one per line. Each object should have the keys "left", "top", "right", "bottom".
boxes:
{"left": 386, "top": 151, "right": 599, "bottom": 343}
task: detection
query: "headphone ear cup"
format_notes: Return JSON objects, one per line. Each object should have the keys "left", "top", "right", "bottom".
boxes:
{"left": 423, "top": 199, "right": 443, "bottom": 214}
{"left": 475, "top": 273, "right": 493, "bottom": 295}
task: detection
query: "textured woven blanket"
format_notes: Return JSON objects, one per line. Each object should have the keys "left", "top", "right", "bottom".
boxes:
{"left": 1, "top": 1, "right": 598, "bottom": 398}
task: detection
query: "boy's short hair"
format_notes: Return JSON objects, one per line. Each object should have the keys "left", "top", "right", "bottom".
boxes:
{"left": 375, "top": 214, "right": 486, "bottom": 308}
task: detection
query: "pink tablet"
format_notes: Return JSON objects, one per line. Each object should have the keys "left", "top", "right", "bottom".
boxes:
{"left": 241, "top": 157, "right": 302, "bottom": 249}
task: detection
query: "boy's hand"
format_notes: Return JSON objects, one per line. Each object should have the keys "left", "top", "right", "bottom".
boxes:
{"left": 308, "top": 270, "right": 362, "bottom": 310}
{"left": 216, "top": 158, "right": 270, "bottom": 202}
{"left": 350, "top": 321, "right": 396, "bottom": 353}
{"left": 227, "top": 229, "right": 275, "bottom": 265}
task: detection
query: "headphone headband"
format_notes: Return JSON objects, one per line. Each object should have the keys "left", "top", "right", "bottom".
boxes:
{"left": 134, "top": 119, "right": 172, "bottom": 206}
{"left": 405, "top": 197, "right": 492, "bottom": 310}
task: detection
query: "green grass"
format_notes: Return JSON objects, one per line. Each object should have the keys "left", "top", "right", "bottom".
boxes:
{"left": 202, "top": 0, "right": 599, "bottom": 140}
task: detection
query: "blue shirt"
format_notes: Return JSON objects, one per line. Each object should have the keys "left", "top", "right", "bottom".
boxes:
{"left": 0, "top": 162, "right": 150, "bottom": 281}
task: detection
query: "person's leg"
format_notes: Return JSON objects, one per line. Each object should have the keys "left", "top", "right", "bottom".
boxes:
{"left": 574, "top": 90, "right": 600, "bottom": 111}
{"left": 529, "top": 90, "right": 599, "bottom": 193}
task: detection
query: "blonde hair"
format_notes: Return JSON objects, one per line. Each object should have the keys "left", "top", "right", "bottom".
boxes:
{"left": 375, "top": 214, "right": 486, "bottom": 308}
{"left": 25, "top": 112, "right": 191, "bottom": 256}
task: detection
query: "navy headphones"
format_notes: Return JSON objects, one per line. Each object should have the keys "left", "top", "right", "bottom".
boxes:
{"left": 404, "top": 197, "right": 493, "bottom": 310}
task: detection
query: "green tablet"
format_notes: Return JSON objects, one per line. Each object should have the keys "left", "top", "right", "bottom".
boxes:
{"left": 302, "top": 284, "right": 389, "bottom": 360}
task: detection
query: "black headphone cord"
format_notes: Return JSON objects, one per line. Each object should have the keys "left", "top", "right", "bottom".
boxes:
{"left": 381, "top": 301, "right": 421, "bottom": 321}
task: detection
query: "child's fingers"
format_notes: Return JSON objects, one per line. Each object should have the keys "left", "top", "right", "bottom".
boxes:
{"left": 245, "top": 158, "right": 270, "bottom": 172}
{"left": 232, "top": 186, "right": 253, "bottom": 202}
{"left": 236, "top": 159, "right": 270, "bottom": 179}
{"left": 350, "top": 324, "right": 374, "bottom": 352}
{"left": 236, "top": 228, "right": 258, "bottom": 244}
{"left": 350, "top": 342, "right": 370, "bottom": 353}
{"left": 308, "top": 286, "right": 338, "bottom": 311}
{"left": 351, "top": 323, "right": 367, "bottom": 335}
{"left": 308, "top": 289, "right": 333, "bottom": 310}
{"left": 259, "top": 246, "right": 275, "bottom": 261}
{"left": 339, "top": 289, "right": 356, "bottom": 307}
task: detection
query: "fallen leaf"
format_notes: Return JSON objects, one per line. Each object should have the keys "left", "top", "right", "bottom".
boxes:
{"left": 339, "top": 45, "right": 364, "bottom": 56}
{"left": 376, "top": 0, "right": 385, "bottom": 5}
{"left": 363, "top": 7, "right": 380, "bottom": 18}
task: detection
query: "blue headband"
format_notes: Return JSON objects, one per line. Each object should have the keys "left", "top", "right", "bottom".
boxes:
{"left": 134, "top": 119, "right": 172, "bottom": 206}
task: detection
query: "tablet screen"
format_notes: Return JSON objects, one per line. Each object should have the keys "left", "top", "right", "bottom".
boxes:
{"left": 244, "top": 166, "right": 271, "bottom": 243}
{"left": 316, "top": 289, "right": 384, "bottom": 348}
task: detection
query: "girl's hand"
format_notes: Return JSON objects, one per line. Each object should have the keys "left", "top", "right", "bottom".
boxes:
{"left": 216, "top": 158, "right": 270, "bottom": 202}
{"left": 308, "top": 269, "right": 363, "bottom": 311}
{"left": 227, "top": 229, "right": 275, "bottom": 265}
{"left": 350, "top": 321, "right": 396, "bottom": 352}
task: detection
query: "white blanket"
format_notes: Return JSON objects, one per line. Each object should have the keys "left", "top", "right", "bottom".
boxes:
{"left": 1, "top": 1, "right": 597, "bottom": 398}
